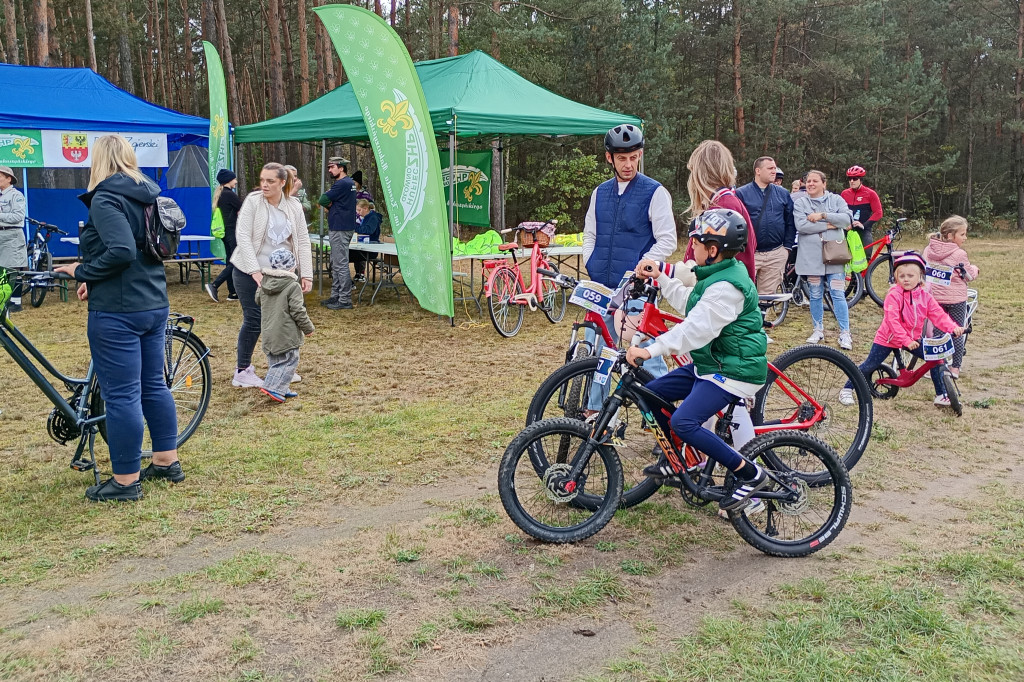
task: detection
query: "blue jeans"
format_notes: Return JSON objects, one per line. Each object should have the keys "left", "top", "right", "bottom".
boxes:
{"left": 88, "top": 307, "right": 178, "bottom": 475}
{"left": 645, "top": 364, "right": 744, "bottom": 470}
{"left": 585, "top": 298, "right": 668, "bottom": 410}
{"left": 807, "top": 272, "right": 849, "bottom": 332}
{"left": 845, "top": 342, "right": 944, "bottom": 396}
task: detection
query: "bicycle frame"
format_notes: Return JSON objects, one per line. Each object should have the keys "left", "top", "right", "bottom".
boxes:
{"left": 874, "top": 349, "right": 946, "bottom": 389}
{"left": 482, "top": 237, "right": 555, "bottom": 307}
{"left": 862, "top": 219, "right": 904, "bottom": 266}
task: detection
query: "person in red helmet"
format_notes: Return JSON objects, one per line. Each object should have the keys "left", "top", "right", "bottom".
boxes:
{"left": 840, "top": 165, "right": 883, "bottom": 244}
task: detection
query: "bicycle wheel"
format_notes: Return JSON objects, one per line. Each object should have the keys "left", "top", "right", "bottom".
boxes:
{"left": 752, "top": 344, "right": 872, "bottom": 474}
{"left": 942, "top": 370, "right": 962, "bottom": 416}
{"left": 540, "top": 266, "right": 568, "bottom": 323}
{"left": 29, "top": 251, "right": 51, "bottom": 307}
{"left": 869, "top": 364, "right": 899, "bottom": 399}
{"left": 845, "top": 272, "right": 864, "bottom": 308}
{"left": 498, "top": 418, "right": 622, "bottom": 543}
{"left": 93, "top": 327, "right": 212, "bottom": 453}
{"left": 727, "top": 431, "right": 852, "bottom": 557}
{"left": 865, "top": 256, "right": 892, "bottom": 307}
{"left": 761, "top": 282, "right": 790, "bottom": 328}
{"left": 526, "top": 356, "right": 661, "bottom": 508}
{"left": 487, "top": 267, "right": 525, "bottom": 338}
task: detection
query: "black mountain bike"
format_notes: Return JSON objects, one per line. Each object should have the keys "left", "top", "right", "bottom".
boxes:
{"left": 25, "top": 218, "right": 68, "bottom": 307}
{"left": 0, "top": 270, "right": 212, "bottom": 483}
{"left": 498, "top": 351, "right": 852, "bottom": 557}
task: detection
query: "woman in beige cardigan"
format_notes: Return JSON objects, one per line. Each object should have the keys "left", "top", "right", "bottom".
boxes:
{"left": 230, "top": 162, "right": 314, "bottom": 388}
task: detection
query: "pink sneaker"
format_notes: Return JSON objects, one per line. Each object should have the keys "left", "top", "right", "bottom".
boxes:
{"left": 231, "top": 365, "right": 264, "bottom": 388}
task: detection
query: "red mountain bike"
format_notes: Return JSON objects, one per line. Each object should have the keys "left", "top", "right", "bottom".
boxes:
{"left": 862, "top": 218, "right": 907, "bottom": 306}
{"left": 528, "top": 270, "right": 872, "bottom": 508}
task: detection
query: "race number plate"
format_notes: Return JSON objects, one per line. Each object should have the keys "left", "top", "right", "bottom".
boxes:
{"left": 570, "top": 281, "right": 615, "bottom": 315}
{"left": 923, "top": 333, "right": 955, "bottom": 361}
{"left": 925, "top": 263, "right": 953, "bottom": 287}
{"left": 593, "top": 346, "right": 619, "bottom": 386}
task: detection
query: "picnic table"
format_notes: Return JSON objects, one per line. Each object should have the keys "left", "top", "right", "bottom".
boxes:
{"left": 61, "top": 235, "right": 217, "bottom": 287}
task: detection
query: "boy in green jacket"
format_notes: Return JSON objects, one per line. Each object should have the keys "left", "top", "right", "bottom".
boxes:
{"left": 256, "top": 249, "right": 315, "bottom": 402}
{"left": 626, "top": 208, "right": 769, "bottom": 511}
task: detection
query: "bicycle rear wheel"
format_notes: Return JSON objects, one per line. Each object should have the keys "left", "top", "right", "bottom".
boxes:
{"left": 752, "top": 344, "right": 872, "bottom": 475}
{"left": 728, "top": 431, "right": 852, "bottom": 557}
{"left": 527, "top": 356, "right": 660, "bottom": 508}
{"left": 498, "top": 418, "right": 622, "bottom": 543}
{"left": 761, "top": 282, "right": 790, "bottom": 328}
{"left": 845, "top": 272, "right": 864, "bottom": 308}
{"left": 487, "top": 267, "right": 525, "bottom": 338}
{"left": 93, "top": 327, "right": 212, "bottom": 454}
{"left": 865, "top": 256, "right": 892, "bottom": 306}
{"left": 942, "top": 370, "right": 962, "bottom": 417}
{"left": 540, "top": 265, "right": 567, "bottom": 323}
{"left": 29, "top": 251, "right": 51, "bottom": 307}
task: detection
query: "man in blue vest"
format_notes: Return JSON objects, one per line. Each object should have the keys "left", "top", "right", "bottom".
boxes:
{"left": 580, "top": 125, "right": 677, "bottom": 412}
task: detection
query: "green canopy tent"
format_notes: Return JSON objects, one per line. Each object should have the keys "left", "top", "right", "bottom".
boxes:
{"left": 235, "top": 50, "right": 642, "bottom": 295}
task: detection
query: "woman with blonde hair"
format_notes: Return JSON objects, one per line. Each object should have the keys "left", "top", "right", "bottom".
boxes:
{"left": 54, "top": 134, "right": 181, "bottom": 501}
{"left": 229, "top": 162, "right": 313, "bottom": 388}
{"left": 683, "top": 140, "right": 757, "bottom": 280}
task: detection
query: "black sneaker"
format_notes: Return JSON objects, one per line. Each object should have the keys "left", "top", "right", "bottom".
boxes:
{"left": 643, "top": 453, "right": 678, "bottom": 478}
{"left": 204, "top": 283, "right": 220, "bottom": 303}
{"left": 353, "top": 274, "right": 366, "bottom": 283}
{"left": 720, "top": 465, "right": 769, "bottom": 511}
{"left": 326, "top": 300, "right": 353, "bottom": 310}
{"left": 320, "top": 297, "right": 339, "bottom": 307}
{"left": 226, "top": 293, "right": 239, "bottom": 301}
{"left": 140, "top": 460, "right": 186, "bottom": 483}
{"left": 86, "top": 476, "right": 143, "bottom": 502}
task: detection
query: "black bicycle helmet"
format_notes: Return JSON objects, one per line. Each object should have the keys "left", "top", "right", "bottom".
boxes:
{"left": 604, "top": 125, "right": 644, "bottom": 154}
{"left": 689, "top": 208, "right": 749, "bottom": 252}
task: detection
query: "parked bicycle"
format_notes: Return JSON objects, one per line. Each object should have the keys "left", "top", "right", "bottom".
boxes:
{"left": 764, "top": 252, "right": 864, "bottom": 327}
{"left": 863, "top": 217, "right": 907, "bottom": 306}
{"left": 24, "top": 218, "right": 68, "bottom": 307}
{"left": 498, "top": 350, "right": 853, "bottom": 557}
{"left": 531, "top": 270, "right": 872, "bottom": 507}
{"left": 0, "top": 270, "right": 212, "bottom": 483}
{"left": 483, "top": 220, "right": 567, "bottom": 337}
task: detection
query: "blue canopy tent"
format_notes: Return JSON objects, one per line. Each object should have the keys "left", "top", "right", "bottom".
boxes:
{"left": 0, "top": 63, "right": 214, "bottom": 258}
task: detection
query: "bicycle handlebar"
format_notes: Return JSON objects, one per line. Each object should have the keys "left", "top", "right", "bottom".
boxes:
{"left": 26, "top": 218, "right": 67, "bottom": 235}
{"left": 537, "top": 268, "right": 577, "bottom": 289}
{"left": 22, "top": 270, "right": 74, "bottom": 281}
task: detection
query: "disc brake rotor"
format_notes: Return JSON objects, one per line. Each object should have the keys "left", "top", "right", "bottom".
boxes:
{"left": 542, "top": 463, "right": 579, "bottom": 503}
{"left": 777, "top": 476, "right": 810, "bottom": 515}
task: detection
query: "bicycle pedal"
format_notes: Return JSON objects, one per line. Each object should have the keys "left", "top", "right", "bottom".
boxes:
{"left": 70, "top": 457, "right": 95, "bottom": 472}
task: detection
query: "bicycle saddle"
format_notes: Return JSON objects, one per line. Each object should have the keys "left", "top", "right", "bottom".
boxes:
{"left": 498, "top": 243, "right": 519, "bottom": 251}
{"left": 759, "top": 293, "right": 793, "bottom": 303}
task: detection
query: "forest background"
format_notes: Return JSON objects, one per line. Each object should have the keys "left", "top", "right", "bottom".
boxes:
{"left": 2, "top": 0, "right": 1023, "bottom": 233}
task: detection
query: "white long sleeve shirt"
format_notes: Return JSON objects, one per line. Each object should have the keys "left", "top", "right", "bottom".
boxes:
{"left": 645, "top": 268, "right": 763, "bottom": 399}
{"left": 583, "top": 183, "right": 676, "bottom": 266}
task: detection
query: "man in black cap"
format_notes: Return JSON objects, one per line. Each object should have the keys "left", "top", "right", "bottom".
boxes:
{"left": 0, "top": 165, "right": 27, "bottom": 313}
{"left": 318, "top": 157, "right": 356, "bottom": 309}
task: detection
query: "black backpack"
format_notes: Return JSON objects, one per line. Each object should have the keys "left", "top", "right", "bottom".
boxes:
{"left": 141, "top": 196, "right": 186, "bottom": 261}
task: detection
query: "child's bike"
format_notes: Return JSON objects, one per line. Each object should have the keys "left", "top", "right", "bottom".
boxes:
{"left": 870, "top": 341, "right": 962, "bottom": 416}
{"left": 498, "top": 350, "right": 853, "bottom": 557}
{"left": 862, "top": 218, "right": 907, "bottom": 306}
{"left": 483, "top": 220, "right": 567, "bottom": 337}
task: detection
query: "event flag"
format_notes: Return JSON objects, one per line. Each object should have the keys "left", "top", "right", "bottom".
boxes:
{"left": 203, "top": 40, "right": 229, "bottom": 261}
{"left": 314, "top": 4, "right": 454, "bottom": 317}
{"left": 440, "top": 149, "right": 491, "bottom": 228}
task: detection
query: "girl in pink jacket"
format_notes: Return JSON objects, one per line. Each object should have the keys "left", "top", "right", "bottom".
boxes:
{"left": 923, "top": 216, "right": 978, "bottom": 378}
{"left": 839, "top": 252, "right": 964, "bottom": 408}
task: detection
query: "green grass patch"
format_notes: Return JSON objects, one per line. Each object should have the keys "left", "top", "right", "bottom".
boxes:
{"left": 173, "top": 596, "right": 224, "bottom": 623}
{"left": 335, "top": 608, "right": 386, "bottom": 631}
{"left": 452, "top": 607, "right": 496, "bottom": 632}
{"left": 534, "top": 568, "right": 629, "bottom": 612}
{"left": 408, "top": 622, "right": 439, "bottom": 649}
{"left": 205, "top": 550, "right": 282, "bottom": 587}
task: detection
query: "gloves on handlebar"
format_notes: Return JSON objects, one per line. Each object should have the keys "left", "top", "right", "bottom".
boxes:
{"left": 658, "top": 260, "right": 698, "bottom": 288}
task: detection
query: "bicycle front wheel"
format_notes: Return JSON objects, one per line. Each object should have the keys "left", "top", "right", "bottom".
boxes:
{"left": 728, "top": 432, "right": 852, "bottom": 557}
{"left": 752, "top": 344, "right": 873, "bottom": 475}
{"left": 527, "top": 356, "right": 660, "bottom": 508}
{"left": 845, "top": 272, "right": 864, "bottom": 308}
{"left": 540, "top": 266, "right": 568, "bottom": 323}
{"left": 498, "top": 418, "right": 623, "bottom": 543}
{"left": 762, "top": 282, "right": 790, "bottom": 328}
{"left": 865, "top": 256, "right": 892, "bottom": 306}
{"left": 93, "top": 327, "right": 212, "bottom": 453}
{"left": 29, "top": 251, "right": 51, "bottom": 307}
{"left": 487, "top": 267, "right": 525, "bottom": 338}
{"left": 942, "top": 370, "right": 962, "bottom": 417}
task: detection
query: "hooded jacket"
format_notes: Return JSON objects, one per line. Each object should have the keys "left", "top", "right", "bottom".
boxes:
{"left": 922, "top": 237, "right": 978, "bottom": 305}
{"left": 793, "top": 191, "right": 854, "bottom": 276}
{"left": 254, "top": 269, "right": 315, "bottom": 356}
{"left": 874, "top": 284, "right": 959, "bottom": 349}
{"left": 75, "top": 172, "right": 168, "bottom": 313}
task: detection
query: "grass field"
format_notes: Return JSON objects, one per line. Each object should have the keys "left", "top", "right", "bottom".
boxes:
{"left": 1, "top": 233, "right": 1022, "bottom": 681}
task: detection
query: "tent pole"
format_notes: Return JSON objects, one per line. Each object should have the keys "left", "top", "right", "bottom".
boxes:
{"left": 21, "top": 168, "right": 29, "bottom": 260}
{"left": 498, "top": 137, "right": 505, "bottom": 233}
{"left": 319, "top": 139, "right": 326, "bottom": 297}
{"left": 448, "top": 130, "right": 456, "bottom": 238}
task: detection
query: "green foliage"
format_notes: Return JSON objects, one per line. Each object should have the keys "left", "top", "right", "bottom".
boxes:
{"left": 335, "top": 608, "right": 386, "bottom": 631}
{"left": 507, "top": 150, "right": 608, "bottom": 232}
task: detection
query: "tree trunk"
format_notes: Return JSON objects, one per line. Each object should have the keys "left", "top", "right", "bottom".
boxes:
{"left": 215, "top": 0, "right": 240, "bottom": 122}
{"left": 321, "top": 0, "right": 336, "bottom": 91}
{"left": 119, "top": 27, "right": 135, "bottom": 94}
{"left": 491, "top": 0, "right": 500, "bottom": 59}
{"left": 297, "top": 0, "right": 310, "bottom": 105}
{"left": 201, "top": 0, "right": 216, "bottom": 44}
{"left": 389, "top": 0, "right": 396, "bottom": 27}
{"left": 448, "top": 2, "right": 458, "bottom": 56}
{"left": 267, "top": 0, "right": 287, "bottom": 159}
{"left": 373, "top": 0, "right": 382, "bottom": 17}
{"left": 154, "top": 0, "right": 168, "bottom": 105}
{"left": 33, "top": 0, "right": 47, "bottom": 65}
{"left": 83, "top": 0, "right": 96, "bottom": 70}
{"left": 3, "top": 0, "right": 18, "bottom": 64}
{"left": 404, "top": 0, "right": 410, "bottom": 45}
{"left": 182, "top": 0, "right": 195, "bottom": 111}
{"left": 279, "top": 0, "right": 295, "bottom": 110}
{"left": 315, "top": 14, "right": 325, "bottom": 95}
{"left": 712, "top": 43, "right": 721, "bottom": 140}
{"left": 732, "top": 1, "right": 745, "bottom": 149}
{"left": 1016, "top": 0, "right": 1024, "bottom": 229}
{"left": 46, "top": 0, "right": 56, "bottom": 65}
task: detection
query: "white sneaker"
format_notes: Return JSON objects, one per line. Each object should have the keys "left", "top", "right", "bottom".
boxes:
{"left": 838, "top": 331, "right": 853, "bottom": 350}
{"left": 744, "top": 498, "right": 766, "bottom": 516}
{"left": 232, "top": 365, "right": 264, "bottom": 388}
{"left": 934, "top": 395, "right": 951, "bottom": 407}
{"left": 765, "top": 333, "right": 775, "bottom": 344}
{"left": 806, "top": 328, "right": 825, "bottom": 344}
{"left": 838, "top": 388, "right": 855, "bottom": 406}
{"left": 292, "top": 373, "right": 302, "bottom": 383}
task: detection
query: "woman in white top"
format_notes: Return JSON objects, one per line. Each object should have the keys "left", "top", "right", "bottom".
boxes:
{"left": 230, "top": 163, "right": 313, "bottom": 388}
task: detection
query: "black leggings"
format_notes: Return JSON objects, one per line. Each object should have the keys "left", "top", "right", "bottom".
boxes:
{"left": 940, "top": 302, "right": 968, "bottom": 369}
{"left": 232, "top": 269, "right": 261, "bottom": 370}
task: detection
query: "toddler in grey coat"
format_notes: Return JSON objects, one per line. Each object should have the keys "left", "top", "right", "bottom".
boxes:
{"left": 255, "top": 249, "right": 315, "bottom": 402}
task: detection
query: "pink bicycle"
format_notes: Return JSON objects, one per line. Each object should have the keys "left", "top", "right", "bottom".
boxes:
{"left": 483, "top": 220, "right": 567, "bottom": 337}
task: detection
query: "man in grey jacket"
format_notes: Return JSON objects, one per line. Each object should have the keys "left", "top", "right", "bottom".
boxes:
{"left": 0, "top": 166, "right": 27, "bottom": 313}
